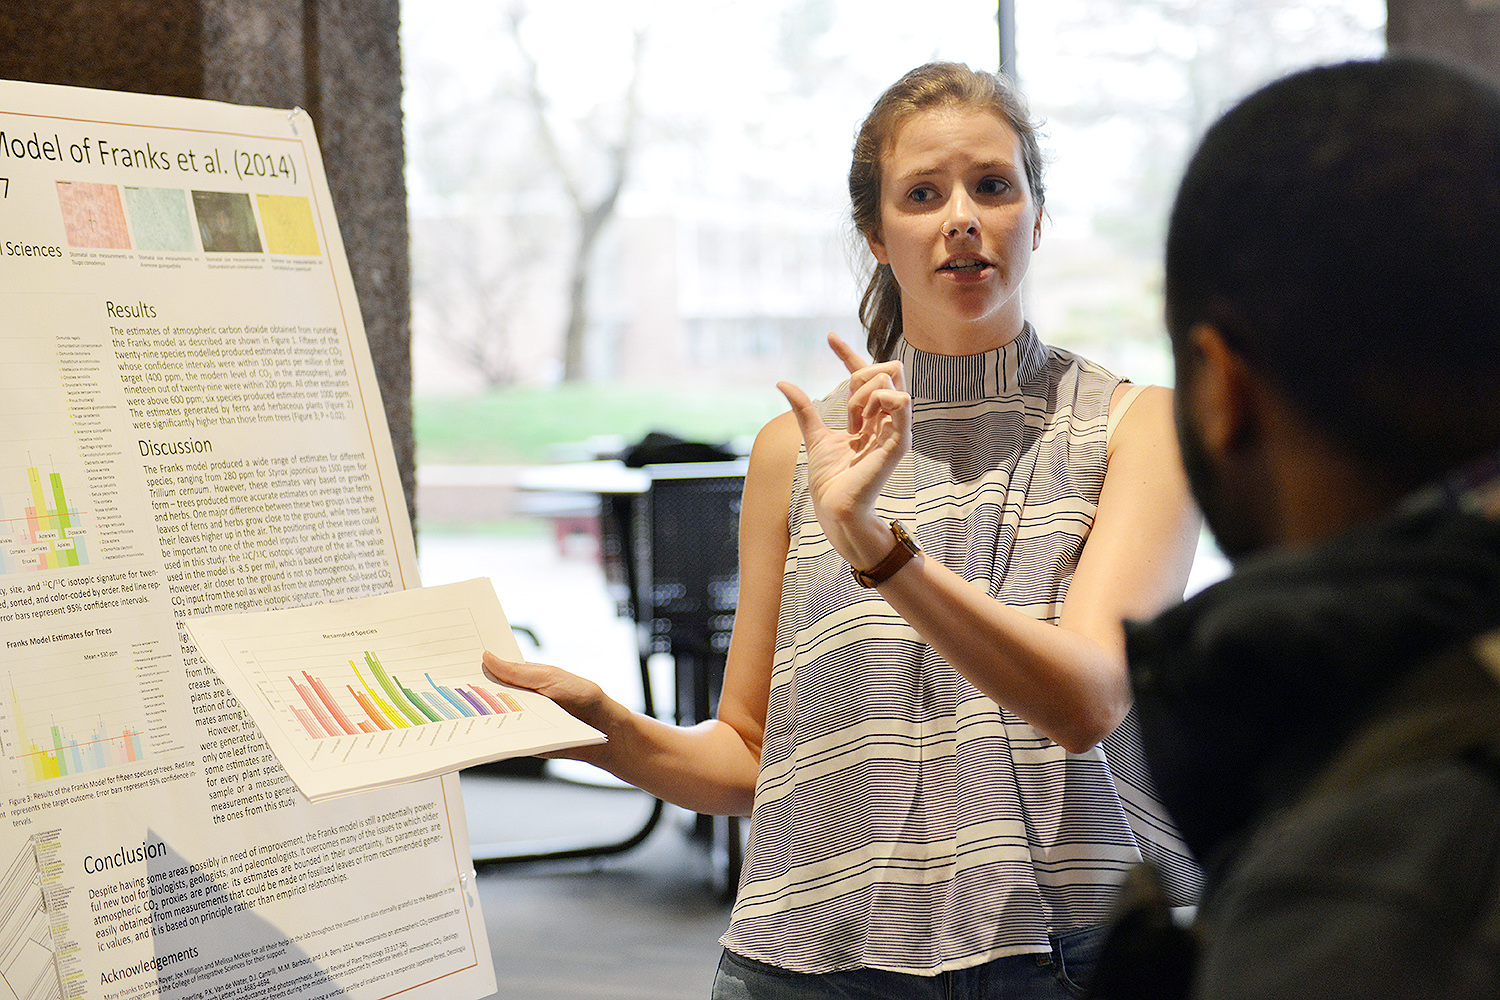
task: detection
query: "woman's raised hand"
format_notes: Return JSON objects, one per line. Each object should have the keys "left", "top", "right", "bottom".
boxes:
{"left": 777, "top": 333, "right": 911, "bottom": 563}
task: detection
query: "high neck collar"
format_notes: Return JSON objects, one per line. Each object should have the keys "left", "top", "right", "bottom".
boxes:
{"left": 894, "top": 324, "right": 1048, "bottom": 402}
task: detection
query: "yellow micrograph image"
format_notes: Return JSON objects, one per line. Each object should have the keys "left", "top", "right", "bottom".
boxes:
{"left": 255, "top": 193, "right": 321, "bottom": 256}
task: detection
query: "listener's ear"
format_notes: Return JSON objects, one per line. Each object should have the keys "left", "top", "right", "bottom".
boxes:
{"left": 1184, "top": 323, "right": 1260, "bottom": 462}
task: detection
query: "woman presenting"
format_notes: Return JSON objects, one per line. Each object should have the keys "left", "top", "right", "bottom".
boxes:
{"left": 485, "top": 61, "right": 1201, "bottom": 999}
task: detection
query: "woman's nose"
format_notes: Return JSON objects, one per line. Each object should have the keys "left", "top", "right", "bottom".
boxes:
{"left": 944, "top": 192, "right": 978, "bottom": 238}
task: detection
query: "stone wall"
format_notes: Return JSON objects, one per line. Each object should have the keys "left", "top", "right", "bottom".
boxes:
{"left": 0, "top": 0, "right": 416, "bottom": 529}
{"left": 1389, "top": 0, "right": 1500, "bottom": 79}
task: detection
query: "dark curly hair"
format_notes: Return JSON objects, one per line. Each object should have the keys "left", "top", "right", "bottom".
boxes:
{"left": 1166, "top": 55, "right": 1500, "bottom": 488}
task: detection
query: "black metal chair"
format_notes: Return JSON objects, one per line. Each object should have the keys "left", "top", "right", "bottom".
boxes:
{"left": 476, "top": 461, "right": 746, "bottom": 897}
{"left": 624, "top": 467, "right": 744, "bottom": 897}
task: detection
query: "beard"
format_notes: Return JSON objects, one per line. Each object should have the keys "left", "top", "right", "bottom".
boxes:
{"left": 1175, "top": 401, "right": 1265, "bottom": 565}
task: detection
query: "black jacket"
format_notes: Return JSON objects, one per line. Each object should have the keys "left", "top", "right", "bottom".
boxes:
{"left": 1115, "top": 497, "right": 1500, "bottom": 999}
{"left": 1128, "top": 498, "right": 1500, "bottom": 876}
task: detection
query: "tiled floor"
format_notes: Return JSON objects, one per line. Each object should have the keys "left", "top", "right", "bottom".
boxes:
{"left": 419, "top": 531, "right": 734, "bottom": 999}
{"left": 463, "top": 770, "right": 733, "bottom": 1000}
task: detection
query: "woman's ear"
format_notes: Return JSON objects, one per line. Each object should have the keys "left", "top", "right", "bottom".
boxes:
{"left": 864, "top": 229, "right": 888, "bottom": 266}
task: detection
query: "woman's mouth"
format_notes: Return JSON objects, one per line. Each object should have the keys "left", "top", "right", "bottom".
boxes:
{"left": 939, "top": 259, "right": 990, "bottom": 274}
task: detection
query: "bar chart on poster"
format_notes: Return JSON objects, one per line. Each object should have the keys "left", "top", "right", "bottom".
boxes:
{"left": 0, "top": 632, "right": 179, "bottom": 789}
{"left": 185, "top": 577, "right": 604, "bottom": 801}
{"left": 0, "top": 463, "right": 91, "bottom": 576}
{"left": 0, "top": 330, "right": 94, "bottom": 577}
{"left": 6, "top": 669, "right": 148, "bottom": 785}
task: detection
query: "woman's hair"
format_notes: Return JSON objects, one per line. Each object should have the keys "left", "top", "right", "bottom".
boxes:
{"left": 849, "top": 62, "right": 1045, "bottom": 360}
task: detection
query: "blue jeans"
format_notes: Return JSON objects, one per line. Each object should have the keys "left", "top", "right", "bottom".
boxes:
{"left": 711, "top": 927, "right": 1105, "bottom": 1000}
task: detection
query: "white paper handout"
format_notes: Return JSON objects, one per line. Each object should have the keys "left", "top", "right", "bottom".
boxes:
{"left": 185, "top": 578, "right": 604, "bottom": 801}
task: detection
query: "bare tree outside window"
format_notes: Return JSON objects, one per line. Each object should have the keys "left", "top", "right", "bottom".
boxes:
{"left": 1020, "top": 0, "right": 1385, "bottom": 377}
{"left": 403, "top": 0, "right": 1384, "bottom": 468}
{"left": 508, "top": 6, "right": 646, "bottom": 384}
{"left": 413, "top": 215, "right": 538, "bottom": 388}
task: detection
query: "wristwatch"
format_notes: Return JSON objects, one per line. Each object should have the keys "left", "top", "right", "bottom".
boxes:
{"left": 851, "top": 520, "right": 921, "bottom": 587}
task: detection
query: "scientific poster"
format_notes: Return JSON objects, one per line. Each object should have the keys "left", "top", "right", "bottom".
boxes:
{"left": 0, "top": 79, "right": 496, "bottom": 999}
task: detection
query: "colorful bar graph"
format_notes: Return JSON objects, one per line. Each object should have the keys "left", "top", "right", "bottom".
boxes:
{"left": 11, "top": 681, "right": 145, "bottom": 783}
{"left": 286, "top": 652, "right": 520, "bottom": 741}
{"left": 290, "top": 705, "right": 326, "bottom": 740}
{"left": 365, "top": 651, "right": 429, "bottom": 727}
{"left": 420, "top": 692, "right": 456, "bottom": 720}
{"left": 305, "top": 672, "right": 359, "bottom": 734}
{"left": 1, "top": 466, "right": 90, "bottom": 574}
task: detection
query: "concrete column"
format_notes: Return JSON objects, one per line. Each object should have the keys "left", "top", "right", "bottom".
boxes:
{"left": 0, "top": 0, "right": 416, "bottom": 528}
{"left": 1388, "top": 0, "right": 1500, "bottom": 80}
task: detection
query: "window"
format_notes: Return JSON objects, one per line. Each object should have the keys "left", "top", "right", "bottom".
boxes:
{"left": 403, "top": 0, "right": 1383, "bottom": 467}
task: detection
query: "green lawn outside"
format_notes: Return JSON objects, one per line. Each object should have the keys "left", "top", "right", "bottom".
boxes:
{"left": 414, "top": 383, "right": 790, "bottom": 466}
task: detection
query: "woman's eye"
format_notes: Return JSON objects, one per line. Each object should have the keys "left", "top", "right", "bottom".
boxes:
{"left": 908, "top": 187, "right": 937, "bottom": 203}
{"left": 977, "top": 177, "right": 1011, "bottom": 196}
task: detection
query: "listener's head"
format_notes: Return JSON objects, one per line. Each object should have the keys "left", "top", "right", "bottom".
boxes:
{"left": 1166, "top": 56, "right": 1500, "bottom": 558}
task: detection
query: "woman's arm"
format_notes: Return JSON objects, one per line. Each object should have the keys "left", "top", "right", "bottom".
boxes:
{"left": 875, "top": 385, "right": 1198, "bottom": 752}
{"left": 481, "top": 411, "right": 800, "bottom": 817}
{"left": 781, "top": 337, "right": 1200, "bottom": 753}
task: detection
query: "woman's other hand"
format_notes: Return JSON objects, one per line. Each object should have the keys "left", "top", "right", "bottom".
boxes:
{"left": 481, "top": 651, "right": 611, "bottom": 761}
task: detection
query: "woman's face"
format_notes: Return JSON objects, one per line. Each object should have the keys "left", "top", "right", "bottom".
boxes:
{"left": 866, "top": 106, "right": 1041, "bottom": 352}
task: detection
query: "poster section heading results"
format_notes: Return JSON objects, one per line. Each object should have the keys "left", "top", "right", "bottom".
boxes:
{"left": 186, "top": 578, "right": 605, "bottom": 802}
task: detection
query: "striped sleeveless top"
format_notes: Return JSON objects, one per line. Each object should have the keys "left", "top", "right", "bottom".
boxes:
{"left": 721, "top": 326, "right": 1200, "bottom": 975}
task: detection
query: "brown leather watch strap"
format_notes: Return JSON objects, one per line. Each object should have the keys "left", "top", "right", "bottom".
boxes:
{"left": 851, "top": 520, "right": 921, "bottom": 588}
